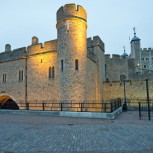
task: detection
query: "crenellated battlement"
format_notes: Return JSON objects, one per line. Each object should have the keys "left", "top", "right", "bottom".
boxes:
{"left": 0, "top": 47, "right": 27, "bottom": 63}
{"left": 105, "top": 54, "right": 127, "bottom": 61}
{"left": 0, "top": 39, "right": 57, "bottom": 62}
{"left": 27, "top": 39, "right": 57, "bottom": 55}
{"left": 87, "top": 36, "right": 105, "bottom": 51}
{"left": 57, "top": 4, "right": 87, "bottom": 23}
{"left": 141, "top": 47, "right": 153, "bottom": 52}
{"left": 112, "top": 54, "right": 121, "bottom": 60}
{"left": 105, "top": 54, "right": 111, "bottom": 60}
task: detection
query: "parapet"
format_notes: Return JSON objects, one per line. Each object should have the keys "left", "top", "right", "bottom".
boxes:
{"left": 105, "top": 54, "right": 111, "bottom": 60}
{"left": 57, "top": 4, "right": 87, "bottom": 23}
{"left": 112, "top": 54, "right": 121, "bottom": 60}
{"left": 27, "top": 39, "right": 57, "bottom": 55}
{"left": 105, "top": 54, "right": 124, "bottom": 63}
{"left": 142, "top": 48, "right": 153, "bottom": 52}
{"left": 0, "top": 47, "right": 27, "bottom": 63}
{"left": 87, "top": 36, "right": 105, "bottom": 52}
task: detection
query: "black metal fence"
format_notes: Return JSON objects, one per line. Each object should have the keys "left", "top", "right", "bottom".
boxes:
{"left": 0, "top": 98, "right": 122, "bottom": 113}
{"left": 139, "top": 102, "right": 153, "bottom": 120}
{"left": 121, "top": 98, "right": 153, "bottom": 120}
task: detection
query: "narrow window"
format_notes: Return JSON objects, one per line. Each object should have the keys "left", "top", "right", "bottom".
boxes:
{"left": 61, "top": 60, "right": 63, "bottom": 71}
{"left": 21, "top": 70, "right": 23, "bottom": 81}
{"left": 22, "top": 70, "right": 23, "bottom": 81}
{"left": 3, "top": 73, "right": 7, "bottom": 83}
{"left": 19, "top": 71, "right": 21, "bottom": 81}
{"left": 19, "top": 70, "right": 23, "bottom": 82}
{"left": 49, "top": 67, "right": 52, "bottom": 79}
{"left": 75, "top": 59, "right": 79, "bottom": 70}
{"left": 52, "top": 66, "right": 55, "bottom": 78}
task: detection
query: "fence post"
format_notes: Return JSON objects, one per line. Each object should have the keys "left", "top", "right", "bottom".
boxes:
{"left": 139, "top": 102, "right": 141, "bottom": 120}
{"left": 61, "top": 103, "right": 63, "bottom": 111}
{"left": 111, "top": 103, "right": 113, "bottom": 112}
{"left": 26, "top": 102, "right": 29, "bottom": 110}
{"left": 103, "top": 103, "right": 106, "bottom": 112}
{"left": 81, "top": 103, "right": 83, "bottom": 112}
{"left": 146, "top": 79, "right": 151, "bottom": 121}
{"left": 115, "top": 101, "right": 117, "bottom": 110}
{"left": 42, "top": 102, "right": 45, "bottom": 111}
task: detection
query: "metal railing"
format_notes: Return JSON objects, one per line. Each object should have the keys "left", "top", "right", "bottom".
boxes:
{"left": 120, "top": 98, "right": 153, "bottom": 111}
{"left": 139, "top": 102, "right": 153, "bottom": 120}
{"left": 1, "top": 99, "right": 122, "bottom": 113}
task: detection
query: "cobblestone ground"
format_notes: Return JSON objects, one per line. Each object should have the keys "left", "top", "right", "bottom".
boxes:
{"left": 0, "top": 111, "right": 153, "bottom": 153}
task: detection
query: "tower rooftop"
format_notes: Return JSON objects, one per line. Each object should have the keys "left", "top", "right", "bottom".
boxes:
{"left": 131, "top": 35, "right": 140, "bottom": 43}
{"left": 131, "top": 27, "right": 140, "bottom": 43}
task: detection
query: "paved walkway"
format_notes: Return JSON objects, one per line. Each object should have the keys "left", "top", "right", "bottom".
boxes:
{"left": 0, "top": 111, "right": 153, "bottom": 153}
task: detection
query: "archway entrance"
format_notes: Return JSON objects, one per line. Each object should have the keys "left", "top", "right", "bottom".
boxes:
{"left": 0, "top": 95, "right": 19, "bottom": 110}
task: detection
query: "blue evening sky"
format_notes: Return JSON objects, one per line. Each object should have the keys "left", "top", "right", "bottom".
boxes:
{"left": 0, "top": 0, "right": 153, "bottom": 55}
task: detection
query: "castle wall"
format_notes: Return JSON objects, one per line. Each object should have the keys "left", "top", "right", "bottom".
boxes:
{"left": 0, "top": 59, "right": 26, "bottom": 102}
{"left": 87, "top": 36, "right": 105, "bottom": 101}
{"left": 86, "top": 58, "right": 97, "bottom": 101}
{"left": 94, "top": 46, "right": 105, "bottom": 101}
{"left": 105, "top": 55, "right": 128, "bottom": 81}
{"left": 26, "top": 51, "right": 60, "bottom": 101}
{"left": 27, "top": 40, "right": 57, "bottom": 55}
{"left": 103, "top": 80, "right": 153, "bottom": 101}
{"left": 0, "top": 47, "right": 26, "bottom": 63}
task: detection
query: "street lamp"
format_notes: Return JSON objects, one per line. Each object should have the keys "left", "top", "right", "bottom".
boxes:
{"left": 122, "top": 75, "right": 127, "bottom": 111}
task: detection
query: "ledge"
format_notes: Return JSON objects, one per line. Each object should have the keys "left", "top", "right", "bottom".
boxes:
{"left": 0, "top": 107, "right": 122, "bottom": 120}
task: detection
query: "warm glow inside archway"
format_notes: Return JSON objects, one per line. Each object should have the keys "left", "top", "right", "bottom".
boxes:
{"left": 0, "top": 95, "right": 10, "bottom": 104}
{"left": 0, "top": 95, "right": 19, "bottom": 110}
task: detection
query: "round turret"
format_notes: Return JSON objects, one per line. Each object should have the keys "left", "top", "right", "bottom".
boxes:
{"left": 56, "top": 4, "right": 87, "bottom": 25}
{"left": 56, "top": 4, "right": 87, "bottom": 102}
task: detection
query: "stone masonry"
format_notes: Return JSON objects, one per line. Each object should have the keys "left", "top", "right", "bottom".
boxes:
{"left": 0, "top": 4, "right": 105, "bottom": 109}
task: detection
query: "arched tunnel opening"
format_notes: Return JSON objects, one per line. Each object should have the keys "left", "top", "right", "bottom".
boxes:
{"left": 0, "top": 96, "right": 19, "bottom": 110}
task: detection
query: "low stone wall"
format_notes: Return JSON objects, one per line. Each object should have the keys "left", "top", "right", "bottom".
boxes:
{"left": 0, "top": 107, "right": 122, "bottom": 119}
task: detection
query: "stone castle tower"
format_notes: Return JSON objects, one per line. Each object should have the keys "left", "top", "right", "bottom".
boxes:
{"left": 129, "top": 28, "right": 141, "bottom": 68}
{"left": 0, "top": 4, "right": 105, "bottom": 109}
{"left": 56, "top": 4, "right": 88, "bottom": 100}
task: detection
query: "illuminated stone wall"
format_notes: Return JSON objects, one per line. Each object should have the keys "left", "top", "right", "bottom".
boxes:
{"left": 28, "top": 40, "right": 57, "bottom": 54}
{"left": 26, "top": 51, "right": 60, "bottom": 101}
{"left": 103, "top": 80, "right": 153, "bottom": 101}
{"left": 86, "top": 58, "right": 97, "bottom": 101}
{"left": 0, "top": 59, "right": 26, "bottom": 102}
{"left": 57, "top": 4, "right": 88, "bottom": 101}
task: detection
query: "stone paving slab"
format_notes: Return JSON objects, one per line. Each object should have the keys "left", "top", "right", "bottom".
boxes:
{"left": 0, "top": 111, "right": 153, "bottom": 153}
